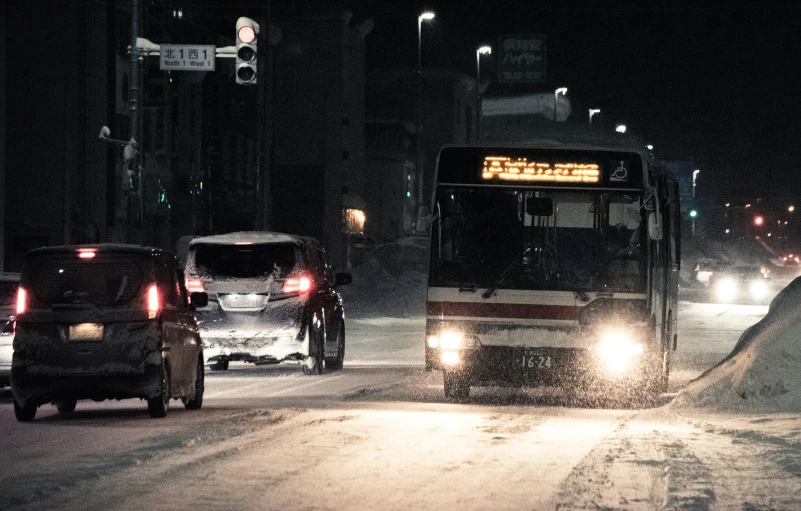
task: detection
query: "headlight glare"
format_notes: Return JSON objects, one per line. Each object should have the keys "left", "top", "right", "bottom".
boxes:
{"left": 441, "top": 351, "right": 460, "bottom": 365}
{"left": 592, "top": 328, "right": 644, "bottom": 374}
{"left": 749, "top": 279, "right": 767, "bottom": 299}
{"left": 715, "top": 277, "right": 738, "bottom": 301}
{"left": 427, "top": 335, "right": 439, "bottom": 348}
{"left": 439, "top": 331, "right": 464, "bottom": 350}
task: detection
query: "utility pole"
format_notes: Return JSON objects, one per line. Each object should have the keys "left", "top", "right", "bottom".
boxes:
{"left": 129, "top": 0, "right": 143, "bottom": 233}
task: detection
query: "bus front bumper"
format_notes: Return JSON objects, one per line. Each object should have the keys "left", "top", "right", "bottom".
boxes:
{"left": 428, "top": 344, "right": 660, "bottom": 388}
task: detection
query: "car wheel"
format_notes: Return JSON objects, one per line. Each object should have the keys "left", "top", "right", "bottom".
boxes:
{"left": 210, "top": 359, "right": 229, "bottom": 371}
{"left": 443, "top": 370, "right": 470, "bottom": 400}
{"left": 14, "top": 399, "right": 37, "bottom": 422}
{"left": 184, "top": 355, "right": 204, "bottom": 410}
{"left": 147, "top": 362, "right": 171, "bottom": 418}
{"left": 325, "top": 322, "right": 345, "bottom": 371}
{"left": 55, "top": 399, "right": 78, "bottom": 413}
{"left": 303, "top": 326, "right": 324, "bottom": 376}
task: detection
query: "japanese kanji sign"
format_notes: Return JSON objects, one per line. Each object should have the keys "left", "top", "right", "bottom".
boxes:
{"left": 159, "top": 45, "right": 216, "bottom": 71}
{"left": 497, "top": 35, "right": 546, "bottom": 83}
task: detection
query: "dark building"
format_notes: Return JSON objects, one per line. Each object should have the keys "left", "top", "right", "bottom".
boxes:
{"left": 0, "top": 2, "right": 370, "bottom": 271}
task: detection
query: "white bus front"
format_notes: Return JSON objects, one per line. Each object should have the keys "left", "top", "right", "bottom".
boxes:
{"left": 425, "top": 146, "right": 675, "bottom": 399}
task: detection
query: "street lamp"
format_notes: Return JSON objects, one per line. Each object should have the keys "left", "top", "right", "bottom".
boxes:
{"left": 615, "top": 124, "right": 627, "bottom": 133}
{"left": 416, "top": 11, "right": 435, "bottom": 216}
{"left": 589, "top": 108, "right": 600, "bottom": 125}
{"left": 553, "top": 87, "right": 567, "bottom": 123}
{"left": 476, "top": 45, "right": 492, "bottom": 141}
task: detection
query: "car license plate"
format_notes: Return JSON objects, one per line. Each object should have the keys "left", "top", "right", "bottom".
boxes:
{"left": 69, "top": 323, "right": 104, "bottom": 342}
{"left": 516, "top": 350, "right": 553, "bottom": 370}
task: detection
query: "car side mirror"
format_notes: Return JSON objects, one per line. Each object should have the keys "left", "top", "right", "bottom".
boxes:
{"left": 334, "top": 272, "right": 352, "bottom": 287}
{"left": 190, "top": 291, "right": 208, "bottom": 308}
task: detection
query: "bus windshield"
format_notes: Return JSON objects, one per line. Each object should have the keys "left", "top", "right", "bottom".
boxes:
{"left": 430, "top": 187, "right": 646, "bottom": 292}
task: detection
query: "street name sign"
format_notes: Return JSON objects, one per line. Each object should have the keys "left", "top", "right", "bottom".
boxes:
{"left": 497, "top": 35, "right": 546, "bottom": 83}
{"left": 159, "top": 45, "right": 216, "bottom": 71}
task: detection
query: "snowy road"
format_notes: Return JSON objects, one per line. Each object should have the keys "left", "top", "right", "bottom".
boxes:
{"left": 3, "top": 299, "right": 801, "bottom": 510}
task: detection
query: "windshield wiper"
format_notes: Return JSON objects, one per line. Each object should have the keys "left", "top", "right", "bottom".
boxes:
{"left": 482, "top": 259, "right": 520, "bottom": 299}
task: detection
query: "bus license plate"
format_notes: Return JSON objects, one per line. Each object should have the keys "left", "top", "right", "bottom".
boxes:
{"left": 517, "top": 351, "right": 552, "bottom": 371}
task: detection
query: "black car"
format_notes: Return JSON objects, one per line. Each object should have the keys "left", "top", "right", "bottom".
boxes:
{"left": 11, "top": 244, "right": 208, "bottom": 421}
{"left": 183, "top": 232, "right": 351, "bottom": 375}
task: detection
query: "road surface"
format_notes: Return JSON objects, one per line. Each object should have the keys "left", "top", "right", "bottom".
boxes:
{"left": 2, "top": 299, "right": 801, "bottom": 510}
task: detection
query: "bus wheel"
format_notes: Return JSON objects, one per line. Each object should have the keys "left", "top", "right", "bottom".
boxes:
{"left": 443, "top": 371, "right": 470, "bottom": 400}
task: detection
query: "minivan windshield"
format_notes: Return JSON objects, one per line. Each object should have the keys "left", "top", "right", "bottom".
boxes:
{"left": 191, "top": 243, "right": 298, "bottom": 279}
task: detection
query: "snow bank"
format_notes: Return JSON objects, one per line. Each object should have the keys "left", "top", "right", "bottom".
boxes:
{"left": 340, "top": 237, "right": 428, "bottom": 318}
{"left": 673, "top": 276, "right": 801, "bottom": 412}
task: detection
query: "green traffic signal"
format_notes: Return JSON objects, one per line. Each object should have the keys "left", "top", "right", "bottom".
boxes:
{"left": 689, "top": 209, "right": 697, "bottom": 218}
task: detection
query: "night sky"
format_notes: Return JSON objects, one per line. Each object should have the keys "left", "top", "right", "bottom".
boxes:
{"left": 341, "top": 1, "right": 801, "bottom": 200}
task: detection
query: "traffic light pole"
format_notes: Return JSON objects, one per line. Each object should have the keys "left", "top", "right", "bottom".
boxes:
{"left": 258, "top": 3, "right": 273, "bottom": 230}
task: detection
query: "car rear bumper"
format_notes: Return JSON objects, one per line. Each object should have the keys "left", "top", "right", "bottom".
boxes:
{"left": 11, "top": 351, "right": 164, "bottom": 406}
{"left": 203, "top": 331, "right": 309, "bottom": 366}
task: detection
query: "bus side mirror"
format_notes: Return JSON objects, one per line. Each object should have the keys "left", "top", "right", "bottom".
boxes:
{"left": 648, "top": 212, "right": 663, "bottom": 240}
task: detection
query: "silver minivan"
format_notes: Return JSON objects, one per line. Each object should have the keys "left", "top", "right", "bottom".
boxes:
{"left": 184, "top": 232, "right": 352, "bottom": 375}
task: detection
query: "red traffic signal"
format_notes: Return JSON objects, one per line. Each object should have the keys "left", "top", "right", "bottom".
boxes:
{"left": 754, "top": 215, "right": 764, "bottom": 226}
{"left": 235, "top": 17, "right": 259, "bottom": 85}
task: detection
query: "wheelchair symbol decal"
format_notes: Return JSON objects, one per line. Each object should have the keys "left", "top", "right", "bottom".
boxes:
{"left": 610, "top": 160, "right": 629, "bottom": 182}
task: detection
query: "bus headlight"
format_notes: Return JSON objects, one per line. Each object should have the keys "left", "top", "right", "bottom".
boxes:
{"left": 591, "top": 328, "right": 644, "bottom": 373}
{"left": 441, "top": 351, "right": 461, "bottom": 365}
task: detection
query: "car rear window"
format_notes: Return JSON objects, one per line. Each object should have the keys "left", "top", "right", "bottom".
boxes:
{"left": 27, "top": 255, "right": 145, "bottom": 307}
{"left": 191, "top": 243, "right": 298, "bottom": 279}
{"left": 0, "top": 281, "right": 17, "bottom": 307}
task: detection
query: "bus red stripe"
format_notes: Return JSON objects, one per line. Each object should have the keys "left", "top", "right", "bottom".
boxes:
{"left": 427, "top": 301, "right": 581, "bottom": 320}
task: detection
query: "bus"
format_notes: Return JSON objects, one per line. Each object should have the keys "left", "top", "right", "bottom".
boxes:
{"left": 425, "top": 140, "right": 680, "bottom": 400}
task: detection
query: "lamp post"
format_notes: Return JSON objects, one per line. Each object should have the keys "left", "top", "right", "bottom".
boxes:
{"left": 416, "top": 11, "right": 435, "bottom": 216}
{"left": 553, "top": 87, "right": 567, "bottom": 123}
{"left": 589, "top": 108, "right": 600, "bottom": 125}
{"left": 476, "top": 45, "right": 492, "bottom": 141}
{"left": 692, "top": 169, "right": 700, "bottom": 237}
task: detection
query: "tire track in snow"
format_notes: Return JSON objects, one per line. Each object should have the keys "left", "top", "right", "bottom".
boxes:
{"left": 554, "top": 419, "right": 723, "bottom": 511}
{"left": 0, "top": 409, "right": 299, "bottom": 510}
{"left": 554, "top": 419, "right": 668, "bottom": 510}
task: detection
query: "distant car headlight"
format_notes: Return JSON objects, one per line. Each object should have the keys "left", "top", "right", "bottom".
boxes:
{"left": 591, "top": 328, "right": 644, "bottom": 374}
{"left": 715, "top": 277, "right": 738, "bottom": 301}
{"left": 749, "top": 279, "right": 768, "bottom": 299}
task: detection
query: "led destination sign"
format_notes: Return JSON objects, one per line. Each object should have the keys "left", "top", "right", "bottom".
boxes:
{"left": 481, "top": 156, "right": 600, "bottom": 183}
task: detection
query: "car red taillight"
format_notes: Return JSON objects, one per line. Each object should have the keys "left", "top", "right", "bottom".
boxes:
{"left": 186, "top": 278, "right": 205, "bottom": 294}
{"left": 147, "top": 284, "right": 161, "bottom": 318}
{"left": 16, "top": 287, "right": 27, "bottom": 315}
{"left": 77, "top": 248, "right": 97, "bottom": 259}
{"left": 283, "top": 275, "right": 313, "bottom": 294}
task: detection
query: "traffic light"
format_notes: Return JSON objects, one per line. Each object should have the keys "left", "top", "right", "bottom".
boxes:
{"left": 236, "top": 17, "right": 259, "bottom": 85}
{"left": 754, "top": 215, "right": 764, "bottom": 226}
{"left": 689, "top": 209, "right": 697, "bottom": 218}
